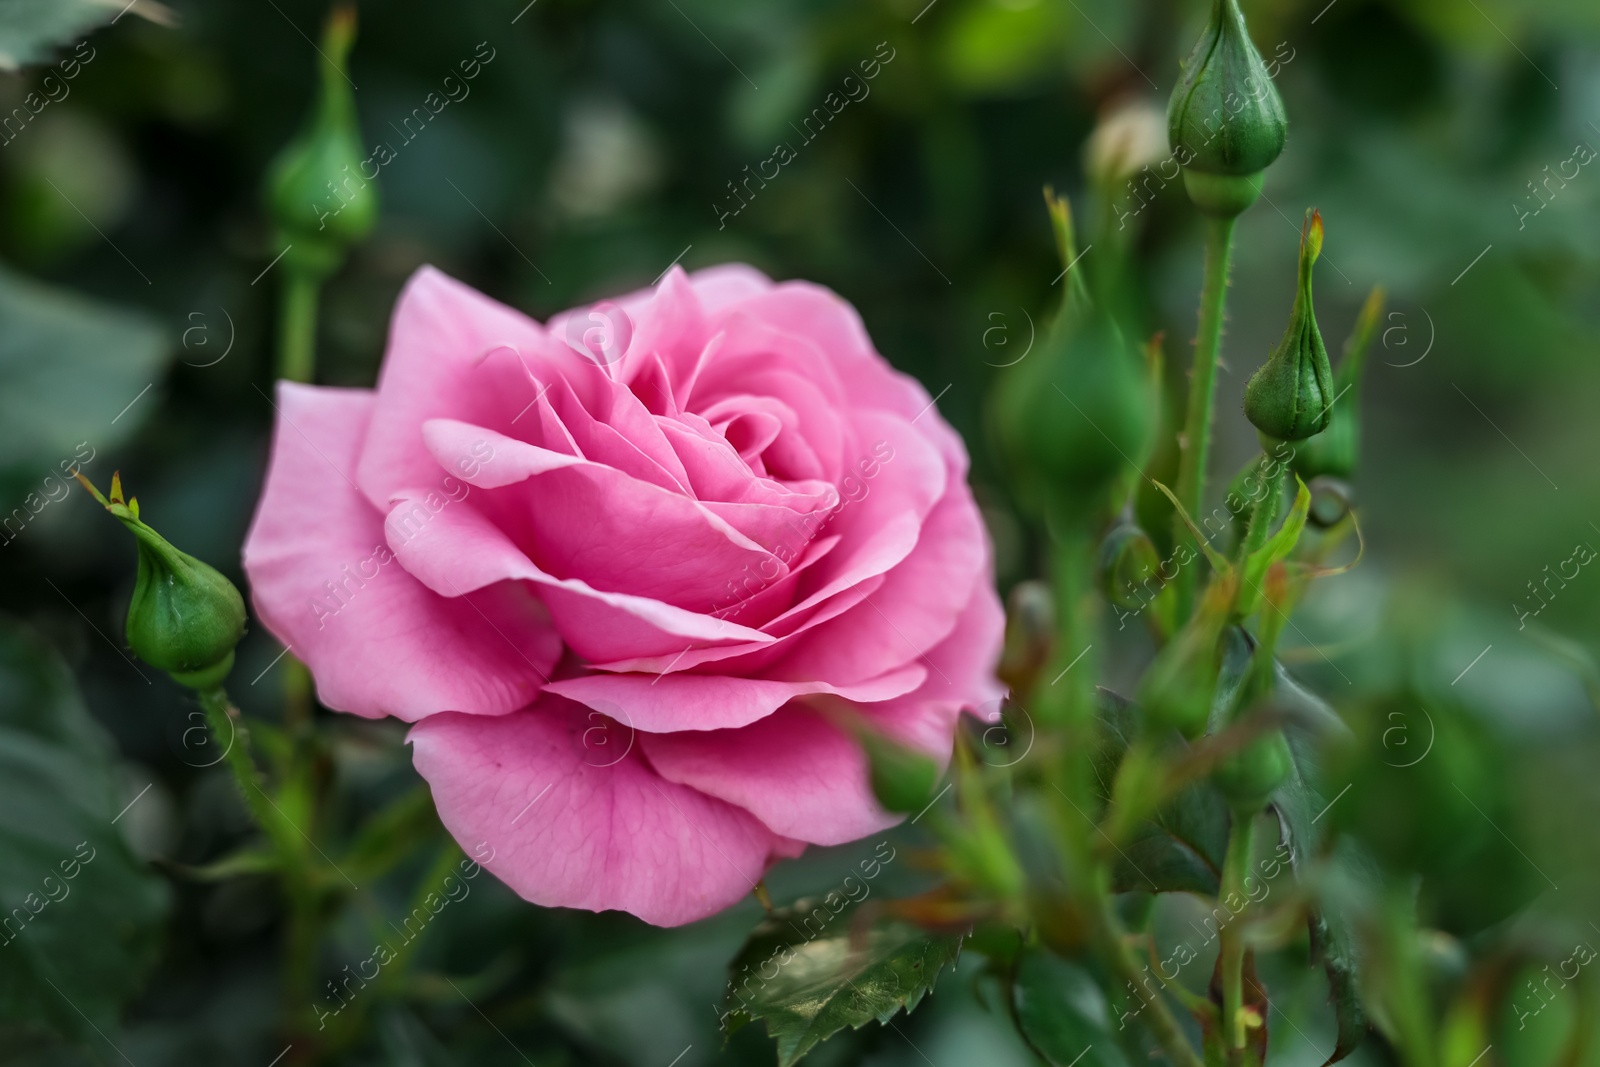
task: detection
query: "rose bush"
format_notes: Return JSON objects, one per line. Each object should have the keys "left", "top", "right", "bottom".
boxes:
{"left": 244, "top": 264, "right": 1002, "bottom": 925}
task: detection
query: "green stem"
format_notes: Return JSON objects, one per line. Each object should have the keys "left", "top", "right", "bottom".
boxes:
{"left": 1382, "top": 881, "right": 1439, "bottom": 1067}
{"left": 1049, "top": 524, "right": 1097, "bottom": 732}
{"left": 324, "top": 843, "right": 462, "bottom": 1054}
{"left": 283, "top": 656, "right": 315, "bottom": 737}
{"left": 1094, "top": 895, "right": 1206, "bottom": 1067}
{"left": 277, "top": 269, "right": 322, "bottom": 383}
{"left": 1043, "top": 524, "right": 1100, "bottom": 876}
{"left": 1173, "top": 215, "right": 1237, "bottom": 623}
{"left": 200, "top": 686, "right": 283, "bottom": 840}
{"left": 200, "top": 686, "right": 322, "bottom": 1035}
{"left": 271, "top": 263, "right": 327, "bottom": 1037}
{"left": 1218, "top": 808, "right": 1257, "bottom": 1051}
{"left": 1237, "top": 453, "right": 1287, "bottom": 564}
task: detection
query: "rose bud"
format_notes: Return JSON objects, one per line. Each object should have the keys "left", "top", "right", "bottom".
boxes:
{"left": 1167, "top": 0, "right": 1288, "bottom": 216}
{"left": 1294, "top": 286, "right": 1385, "bottom": 482}
{"left": 1083, "top": 96, "right": 1169, "bottom": 192}
{"left": 1244, "top": 209, "right": 1334, "bottom": 443}
{"left": 263, "top": 4, "right": 376, "bottom": 278}
{"left": 999, "top": 579, "right": 1055, "bottom": 695}
{"left": 1097, "top": 521, "right": 1171, "bottom": 635}
{"left": 990, "top": 190, "right": 1153, "bottom": 528}
{"left": 77, "top": 472, "right": 246, "bottom": 689}
{"left": 1211, "top": 727, "right": 1293, "bottom": 814}
{"left": 858, "top": 725, "right": 941, "bottom": 815}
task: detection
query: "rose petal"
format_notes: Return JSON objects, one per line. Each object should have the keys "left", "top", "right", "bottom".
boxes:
{"left": 242, "top": 383, "right": 557, "bottom": 720}
{"left": 357, "top": 267, "right": 566, "bottom": 510}
{"left": 543, "top": 662, "right": 926, "bottom": 733}
{"left": 420, "top": 420, "right": 784, "bottom": 612}
{"left": 381, "top": 479, "right": 774, "bottom": 660}
{"left": 641, "top": 705, "right": 901, "bottom": 847}
{"left": 409, "top": 697, "right": 781, "bottom": 926}
{"left": 770, "top": 470, "right": 984, "bottom": 686}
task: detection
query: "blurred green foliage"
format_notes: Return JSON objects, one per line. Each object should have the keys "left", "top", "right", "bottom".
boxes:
{"left": 2, "top": 0, "right": 1600, "bottom": 1063}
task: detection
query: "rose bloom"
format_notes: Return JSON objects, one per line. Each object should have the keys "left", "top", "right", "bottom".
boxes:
{"left": 244, "top": 265, "right": 1003, "bottom": 925}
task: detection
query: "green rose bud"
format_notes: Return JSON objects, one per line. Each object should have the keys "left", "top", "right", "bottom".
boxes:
{"left": 1294, "top": 286, "right": 1384, "bottom": 482}
{"left": 999, "top": 579, "right": 1054, "bottom": 695}
{"left": 1098, "top": 521, "right": 1161, "bottom": 613}
{"left": 1167, "top": 0, "right": 1288, "bottom": 216}
{"left": 1244, "top": 209, "right": 1334, "bottom": 442}
{"left": 264, "top": 4, "right": 376, "bottom": 279}
{"left": 858, "top": 726, "right": 940, "bottom": 815}
{"left": 1211, "top": 727, "right": 1293, "bottom": 813}
{"left": 78, "top": 473, "right": 246, "bottom": 689}
{"left": 989, "top": 190, "right": 1153, "bottom": 530}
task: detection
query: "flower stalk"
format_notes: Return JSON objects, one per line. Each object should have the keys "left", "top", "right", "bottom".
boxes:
{"left": 1172, "top": 214, "right": 1237, "bottom": 623}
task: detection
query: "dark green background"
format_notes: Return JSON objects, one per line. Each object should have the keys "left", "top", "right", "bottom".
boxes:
{"left": 2, "top": 0, "right": 1598, "bottom": 1063}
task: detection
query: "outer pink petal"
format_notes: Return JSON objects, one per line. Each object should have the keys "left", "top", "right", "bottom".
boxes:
{"left": 640, "top": 705, "right": 901, "bottom": 847}
{"left": 641, "top": 553, "right": 1005, "bottom": 849}
{"left": 723, "top": 281, "right": 926, "bottom": 421}
{"left": 242, "top": 383, "right": 557, "bottom": 720}
{"left": 866, "top": 556, "right": 1008, "bottom": 755}
{"left": 408, "top": 697, "right": 780, "bottom": 926}
{"left": 686, "top": 263, "right": 774, "bottom": 315}
{"left": 542, "top": 663, "right": 926, "bottom": 732}
{"left": 356, "top": 266, "right": 560, "bottom": 510}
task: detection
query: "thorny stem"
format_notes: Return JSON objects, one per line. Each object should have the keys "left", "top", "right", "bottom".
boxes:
{"left": 1049, "top": 521, "right": 1203, "bottom": 1067}
{"left": 1238, "top": 453, "right": 1288, "bottom": 564}
{"left": 1173, "top": 215, "right": 1237, "bottom": 623}
{"left": 1094, "top": 894, "right": 1206, "bottom": 1067}
{"left": 324, "top": 843, "right": 464, "bottom": 1054}
{"left": 1044, "top": 524, "right": 1103, "bottom": 883}
{"left": 199, "top": 686, "right": 321, "bottom": 1032}
{"left": 1218, "top": 808, "right": 1258, "bottom": 1051}
{"left": 199, "top": 686, "right": 285, "bottom": 850}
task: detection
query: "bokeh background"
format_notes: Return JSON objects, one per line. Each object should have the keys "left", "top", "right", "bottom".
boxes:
{"left": 3, "top": 0, "right": 1600, "bottom": 1063}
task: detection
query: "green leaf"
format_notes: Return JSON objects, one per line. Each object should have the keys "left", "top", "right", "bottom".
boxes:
{"left": 1096, "top": 650, "right": 1248, "bottom": 896}
{"left": 1151, "top": 479, "right": 1231, "bottom": 573}
{"left": 0, "top": 616, "right": 170, "bottom": 1041}
{"left": 0, "top": 262, "right": 170, "bottom": 472}
{"left": 722, "top": 899, "right": 963, "bottom": 1067}
{"left": 1239, "top": 476, "right": 1311, "bottom": 615}
{"left": 1268, "top": 662, "right": 1369, "bottom": 1065}
{"left": 0, "top": 0, "right": 159, "bottom": 69}
{"left": 168, "top": 847, "right": 279, "bottom": 881}
{"left": 1012, "top": 947, "right": 1131, "bottom": 1067}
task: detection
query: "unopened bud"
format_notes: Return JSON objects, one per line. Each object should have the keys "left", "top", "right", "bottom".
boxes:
{"left": 1167, "top": 0, "right": 1288, "bottom": 216}
{"left": 1294, "top": 286, "right": 1384, "bottom": 481}
{"left": 264, "top": 5, "right": 376, "bottom": 278}
{"left": 1097, "top": 522, "right": 1162, "bottom": 614}
{"left": 989, "top": 190, "right": 1153, "bottom": 528}
{"left": 1244, "top": 209, "right": 1334, "bottom": 442}
{"left": 1084, "top": 97, "right": 1169, "bottom": 190}
{"left": 1212, "top": 727, "right": 1293, "bottom": 814}
{"left": 859, "top": 726, "right": 940, "bottom": 815}
{"left": 78, "top": 472, "right": 246, "bottom": 689}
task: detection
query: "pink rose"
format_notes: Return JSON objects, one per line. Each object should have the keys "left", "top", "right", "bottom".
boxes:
{"left": 243, "top": 264, "right": 1003, "bottom": 925}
